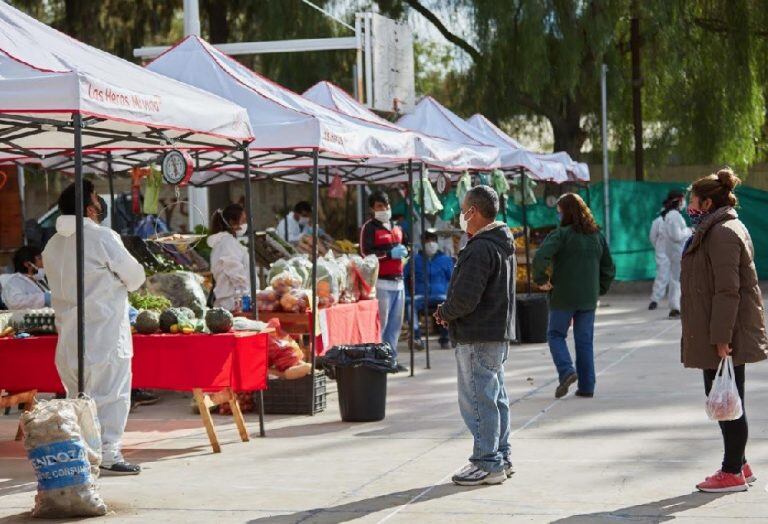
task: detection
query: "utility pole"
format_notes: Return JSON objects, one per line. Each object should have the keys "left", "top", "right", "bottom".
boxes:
{"left": 601, "top": 63, "right": 611, "bottom": 246}
{"left": 630, "top": 0, "right": 644, "bottom": 182}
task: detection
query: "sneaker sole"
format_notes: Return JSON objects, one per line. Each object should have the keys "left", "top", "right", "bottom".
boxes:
{"left": 555, "top": 374, "right": 578, "bottom": 398}
{"left": 453, "top": 474, "right": 507, "bottom": 486}
{"left": 746, "top": 475, "right": 757, "bottom": 483}
{"left": 697, "top": 484, "right": 748, "bottom": 493}
{"left": 100, "top": 468, "right": 141, "bottom": 476}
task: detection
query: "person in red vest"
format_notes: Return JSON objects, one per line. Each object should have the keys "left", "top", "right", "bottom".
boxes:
{"left": 360, "top": 190, "right": 409, "bottom": 372}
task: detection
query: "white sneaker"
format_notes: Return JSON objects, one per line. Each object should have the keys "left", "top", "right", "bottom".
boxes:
{"left": 451, "top": 463, "right": 507, "bottom": 486}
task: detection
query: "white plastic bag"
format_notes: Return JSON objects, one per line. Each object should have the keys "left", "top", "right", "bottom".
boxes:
{"left": 705, "top": 357, "right": 743, "bottom": 421}
{"left": 21, "top": 397, "right": 107, "bottom": 517}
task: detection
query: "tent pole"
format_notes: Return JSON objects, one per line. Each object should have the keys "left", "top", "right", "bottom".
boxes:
{"left": 420, "top": 163, "right": 430, "bottom": 370}
{"left": 242, "top": 144, "right": 265, "bottom": 437}
{"left": 520, "top": 169, "right": 532, "bottom": 295}
{"left": 282, "top": 182, "right": 289, "bottom": 240}
{"left": 407, "top": 160, "right": 415, "bottom": 377}
{"left": 107, "top": 152, "right": 117, "bottom": 232}
{"left": 310, "top": 149, "right": 319, "bottom": 415}
{"left": 74, "top": 112, "right": 85, "bottom": 395}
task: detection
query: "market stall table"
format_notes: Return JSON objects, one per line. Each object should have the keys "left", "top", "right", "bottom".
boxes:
{"left": 259, "top": 300, "right": 381, "bottom": 355}
{"left": 0, "top": 331, "right": 269, "bottom": 452}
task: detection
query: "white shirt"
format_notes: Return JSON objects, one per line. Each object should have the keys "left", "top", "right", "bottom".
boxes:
{"left": 275, "top": 213, "right": 305, "bottom": 243}
{"left": 207, "top": 232, "right": 257, "bottom": 311}
{"left": 43, "top": 216, "right": 145, "bottom": 367}
{"left": 0, "top": 272, "right": 47, "bottom": 310}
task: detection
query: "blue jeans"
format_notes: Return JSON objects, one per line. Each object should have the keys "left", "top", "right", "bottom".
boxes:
{"left": 377, "top": 282, "right": 405, "bottom": 361}
{"left": 455, "top": 342, "right": 510, "bottom": 473}
{"left": 547, "top": 309, "right": 596, "bottom": 394}
{"left": 407, "top": 294, "right": 450, "bottom": 343}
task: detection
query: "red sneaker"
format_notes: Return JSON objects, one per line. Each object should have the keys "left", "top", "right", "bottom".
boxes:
{"left": 743, "top": 463, "right": 757, "bottom": 484}
{"left": 696, "top": 470, "right": 748, "bottom": 493}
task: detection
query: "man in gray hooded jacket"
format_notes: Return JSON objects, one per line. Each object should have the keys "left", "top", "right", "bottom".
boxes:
{"left": 436, "top": 185, "right": 516, "bottom": 486}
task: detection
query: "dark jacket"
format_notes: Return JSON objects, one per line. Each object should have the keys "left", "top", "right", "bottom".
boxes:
{"left": 405, "top": 251, "right": 453, "bottom": 297}
{"left": 360, "top": 219, "right": 403, "bottom": 280}
{"left": 532, "top": 225, "right": 615, "bottom": 311}
{"left": 680, "top": 206, "right": 768, "bottom": 370}
{"left": 439, "top": 224, "right": 516, "bottom": 344}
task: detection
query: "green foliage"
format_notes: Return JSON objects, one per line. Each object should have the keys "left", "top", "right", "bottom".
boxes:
{"left": 129, "top": 291, "right": 172, "bottom": 312}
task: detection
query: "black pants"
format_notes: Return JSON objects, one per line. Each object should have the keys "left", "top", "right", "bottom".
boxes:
{"left": 703, "top": 364, "right": 747, "bottom": 474}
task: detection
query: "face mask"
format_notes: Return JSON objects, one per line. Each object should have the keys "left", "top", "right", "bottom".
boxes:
{"left": 35, "top": 267, "right": 46, "bottom": 281}
{"left": 424, "top": 242, "right": 439, "bottom": 257}
{"left": 375, "top": 209, "right": 392, "bottom": 223}
{"left": 459, "top": 208, "right": 473, "bottom": 232}
{"left": 236, "top": 224, "right": 248, "bottom": 237}
{"left": 687, "top": 208, "right": 708, "bottom": 226}
{"left": 298, "top": 216, "right": 310, "bottom": 226}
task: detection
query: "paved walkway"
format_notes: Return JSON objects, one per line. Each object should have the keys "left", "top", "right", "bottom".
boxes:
{"left": 2, "top": 294, "right": 768, "bottom": 523}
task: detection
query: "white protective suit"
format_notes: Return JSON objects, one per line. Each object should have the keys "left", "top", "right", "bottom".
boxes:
{"left": 42, "top": 216, "right": 145, "bottom": 466}
{"left": 0, "top": 273, "right": 49, "bottom": 310}
{"left": 660, "top": 208, "right": 692, "bottom": 311}
{"left": 648, "top": 216, "right": 670, "bottom": 303}
{"left": 275, "top": 213, "right": 304, "bottom": 243}
{"left": 208, "top": 232, "right": 256, "bottom": 311}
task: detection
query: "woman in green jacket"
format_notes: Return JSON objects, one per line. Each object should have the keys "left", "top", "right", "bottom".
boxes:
{"left": 532, "top": 193, "right": 616, "bottom": 399}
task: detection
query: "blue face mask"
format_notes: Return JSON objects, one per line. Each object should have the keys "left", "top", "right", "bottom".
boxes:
{"left": 687, "top": 208, "right": 708, "bottom": 226}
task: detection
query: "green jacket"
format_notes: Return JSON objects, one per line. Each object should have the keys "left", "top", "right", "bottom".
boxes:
{"left": 532, "top": 225, "right": 616, "bottom": 311}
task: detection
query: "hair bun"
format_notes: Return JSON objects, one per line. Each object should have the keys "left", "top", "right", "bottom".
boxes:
{"left": 716, "top": 168, "right": 741, "bottom": 191}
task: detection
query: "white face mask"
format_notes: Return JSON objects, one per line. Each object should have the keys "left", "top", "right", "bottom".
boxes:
{"left": 236, "top": 224, "right": 248, "bottom": 237}
{"left": 424, "top": 242, "right": 439, "bottom": 257}
{"left": 459, "top": 208, "right": 472, "bottom": 232}
{"left": 298, "top": 216, "right": 310, "bottom": 226}
{"left": 375, "top": 209, "right": 392, "bottom": 223}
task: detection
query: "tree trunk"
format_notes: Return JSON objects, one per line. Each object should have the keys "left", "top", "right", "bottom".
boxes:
{"left": 551, "top": 116, "right": 587, "bottom": 159}
{"left": 202, "top": 0, "right": 229, "bottom": 43}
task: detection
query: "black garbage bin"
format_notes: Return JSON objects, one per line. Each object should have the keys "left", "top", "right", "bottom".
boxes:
{"left": 517, "top": 293, "right": 548, "bottom": 343}
{"left": 320, "top": 343, "right": 397, "bottom": 422}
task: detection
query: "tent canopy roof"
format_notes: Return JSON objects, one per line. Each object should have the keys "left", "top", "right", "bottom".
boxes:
{"left": 0, "top": 2, "right": 253, "bottom": 155}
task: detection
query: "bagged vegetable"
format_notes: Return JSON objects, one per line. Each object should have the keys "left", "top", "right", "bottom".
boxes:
{"left": 267, "top": 259, "right": 290, "bottom": 283}
{"left": 270, "top": 270, "right": 302, "bottom": 296}
{"left": 349, "top": 255, "right": 379, "bottom": 300}
{"left": 414, "top": 174, "right": 444, "bottom": 215}
{"left": 279, "top": 289, "right": 311, "bottom": 313}
{"left": 316, "top": 257, "right": 340, "bottom": 302}
{"left": 256, "top": 286, "right": 280, "bottom": 311}
{"left": 265, "top": 318, "right": 305, "bottom": 372}
{"left": 288, "top": 256, "right": 313, "bottom": 288}
{"left": 456, "top": 171, "right": 472, "bottom": 202}
{"left": 705, "top": 357, "right": 744, "bottom": 421}
{"left": 22, "top": 398, "right": 107, "bottom": 518}
{"left": 145, "top": 271, "right": 207, "bottom": 317}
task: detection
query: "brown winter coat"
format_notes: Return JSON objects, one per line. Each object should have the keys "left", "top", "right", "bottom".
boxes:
{"left": 680, "top": 206, "right": 768, "bottom": 370}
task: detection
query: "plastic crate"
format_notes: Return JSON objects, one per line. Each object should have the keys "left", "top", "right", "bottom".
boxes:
{"left": 255, "top": 371, "right": 326, "bottom": 415}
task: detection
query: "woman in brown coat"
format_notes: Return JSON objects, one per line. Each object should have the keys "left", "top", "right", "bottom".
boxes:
{"left": 681, "top": 168, "right": 768, "bottom": 493}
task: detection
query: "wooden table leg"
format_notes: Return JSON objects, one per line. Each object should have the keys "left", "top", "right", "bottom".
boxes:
{"left": 0, "top": 390, "right": 37, "bottom": 442}
{"left": 226, "top": 388, "right": 250, "bottom": 443}
{"left": 193, "top": 388, "right": 221, "bottom": 453}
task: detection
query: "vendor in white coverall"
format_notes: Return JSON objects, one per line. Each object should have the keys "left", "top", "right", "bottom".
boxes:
{"left": 648, "top": 211, "right": 669, "bottom": 311}
{"left": 1, "top": 245, "right": 50, "bottom": 310}
{"left": 658, "top": 189, "right": 691, "bottom": 319}
{"left": 207, "top": 203, "right": 257, "bottom": 311}
{"left": 43, "top": 180, "right": 145, "bottom": 475}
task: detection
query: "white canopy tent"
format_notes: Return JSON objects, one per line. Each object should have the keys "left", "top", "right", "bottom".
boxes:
{"left": 466, "top": 114, "right": 590, "bottom": 182}
{"left": 397, "top": 96, "right": 563, "bottom": 181}
{"left": 0, "top": 2, "right": 265, "bottom": 428}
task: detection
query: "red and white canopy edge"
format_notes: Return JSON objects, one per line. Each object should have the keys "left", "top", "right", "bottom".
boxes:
{"left": 0, "top": 2, "right": 253, "bottom": 157}
{"left": 467, "top": 114, "right": 590, "bottom": 182}
{"left": 145, "top": 36, "right": 417, "bottom": 177}
{"left": 397, "top": 96, "right": 566, "bottom": 182}
{"left": 302, "top": 81, "right": 500, "bottom": 173}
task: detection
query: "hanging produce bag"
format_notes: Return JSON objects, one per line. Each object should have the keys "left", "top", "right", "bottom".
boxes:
{"left": 328, "top": 173, "right": 347, "bottom": 199}
{"left": 477, "top": 172, "right": 490, "bottom": 187}
{"left": 413, "top": 173, "right": 443, "bottom": 215}
{"left": 439, "top": 190, "right": 460, "bottom": 221}
{"left": 705, "top": 357, "right": 744, "bottom": 421}
{"left": 143, "top": 166, "right": 163, "bottom": 215}
{"left": 491, "top": 169, "right": 510, "bottom": 197}
{"left": 511, "top": 174, "right": 538, "bottom": 205}
{"left": 456, "top": 171, "right": 472, "bottom": 202}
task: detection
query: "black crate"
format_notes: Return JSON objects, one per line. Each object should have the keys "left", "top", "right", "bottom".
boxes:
{"left": 254, "top": 371, "right": 326, "bottom": 415}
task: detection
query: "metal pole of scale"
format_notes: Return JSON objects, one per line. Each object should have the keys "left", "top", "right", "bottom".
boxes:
{"left": 520, "top": 169, "right": 532, "bottom": 296}
{"left": 419, "top": 163, "right": 430, "bottom": 369}
{"left": 310, "top": 149, "right": 320, "bottom": 415}
{"left": 242, "top": 145, "right": 265, "bottom": 436}
{"left": 407, "top": 160, "right": 415, "bottom": 377}
{"left": 107, "top": 152, "right": 117, "bottom": 232}
{"left": 74, "top": 113, "right": 86, "bottom": 395}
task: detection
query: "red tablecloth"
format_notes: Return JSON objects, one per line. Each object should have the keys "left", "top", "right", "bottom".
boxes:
{"left": 0, "top": 331, "right": 268, "bottom": 393}
{"left": 317, "top": 300, "right": 381, "bottom": 354}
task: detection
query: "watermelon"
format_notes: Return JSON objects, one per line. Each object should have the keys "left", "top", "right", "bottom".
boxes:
{"left": 205, "top": 308, "right": 234, "bottom": 333}
{"left": 135, "top": 310, "right": 160, "bottom": 334}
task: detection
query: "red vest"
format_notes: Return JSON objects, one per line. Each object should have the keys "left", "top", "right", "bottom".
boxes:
{"left": 360, "top": 220, "right": 404, "bottom": 279}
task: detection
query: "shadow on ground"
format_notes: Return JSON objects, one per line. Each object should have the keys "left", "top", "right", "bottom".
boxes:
{"left": 246, "top": 483, "right": 480, "bottom": 524}
{"left": 551, "top": 492, "right": 727, "bottom": 523}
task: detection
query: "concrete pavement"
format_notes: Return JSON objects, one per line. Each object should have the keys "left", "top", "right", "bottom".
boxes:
{"left": 2, "top": 294, "right": 768, "bottom": 523}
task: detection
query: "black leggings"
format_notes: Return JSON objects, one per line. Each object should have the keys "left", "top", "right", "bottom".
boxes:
{"left": 703, "top": 364, "right": 747, "bottom": 474}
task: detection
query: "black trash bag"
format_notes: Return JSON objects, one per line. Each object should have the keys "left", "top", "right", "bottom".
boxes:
{"left": 320, "top": 343, "right": 398, "bottom": 375}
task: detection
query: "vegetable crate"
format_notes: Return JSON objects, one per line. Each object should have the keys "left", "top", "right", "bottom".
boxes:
{"left": 255, "top": 371, "right": 326, "bottom": 415}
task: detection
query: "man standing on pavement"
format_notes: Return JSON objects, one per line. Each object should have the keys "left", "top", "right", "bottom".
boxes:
{"left": 43, "top": 180, "right": 146, "bottom": 475}
{"left": 360, "top": 190, "right": 409, "bottom": 372}
{"left": 435, "top": 186, "right": 516, "bottom": 486}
